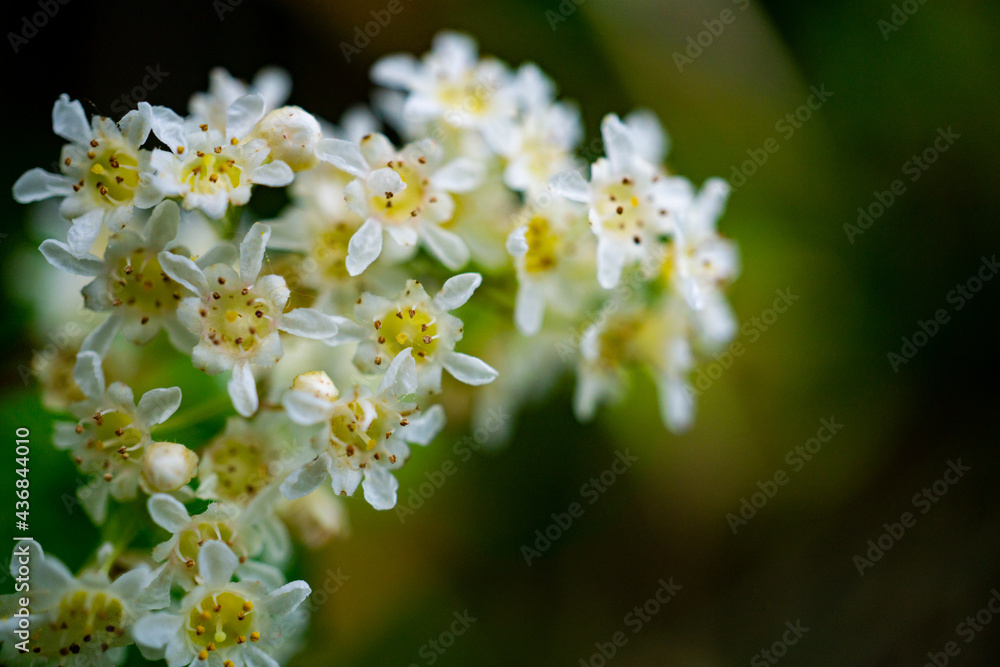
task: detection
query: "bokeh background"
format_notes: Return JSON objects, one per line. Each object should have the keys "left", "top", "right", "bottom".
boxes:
{"left": 2, "top": 0, "right": 999, "bottom": 664}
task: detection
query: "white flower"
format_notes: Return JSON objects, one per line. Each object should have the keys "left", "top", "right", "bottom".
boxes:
{"left": 134, "top": 541, "right": 310, "bottom": 667}
{"left": 148, "top": 95, "right": 294, "bottom": 219}
{"left": 573, "top": 299, "right": 697, "bottom": 433}
{"left": 550, "top": 112, "right": 691, "bottom": 289}
{"left": 195, "top": 413, "right": 315, "bottom": 507}
{"left": 505, "top": 197, "right": 594, "bottom": 335}
{"left": 486, "top": 63, "right": 583, "bottom": 197}
{"left": 37, "top": 200, "right": 233, "bottom": 356}
{"left": 13, "top": 94, "right": 161, "bottom": 234}
{"left": 371, "top": 31, "right": 516, "bottom": 132}
{"left": 254, "top": 106, "right": 323, "bottom": 172}
{"left": 317, "top": 133, "right": 483, "bottom": 274}
{"left": 159, "top": 223, "right": 342, "bottom": 417}
{"left": 147, "top": 495, "right": 289, "bottom": 592}
{"left": 189, "top": 66, "right": 292, "bottom": 133}
{"left": 52, "top": 351, "right": 186, "bottom": 523}
{"left": 0, "top": 540, "right": 166, "bottom": 666}
{"left": 280, "top": 349, "right": 445, "bottom": 510}
{"left": 345, "top": 274, "right": 499, "bottom": 392}
{"left": 667, "top": 178, "right": 740, "bottom": 338}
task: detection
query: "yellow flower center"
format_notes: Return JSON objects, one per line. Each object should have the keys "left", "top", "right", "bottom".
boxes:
{"left": 596, "top": 180, "right": 647, "bottom": 242}
{"left": 200, "top": 287, "right": 276, "bottom": 354}
{"left": 76, "top": 143, "right": 140, "bottom": 206}
{"left": 523, "top": 216, "right": 560, "bottom": 274}
{"left": 177, "top": 522, "right": 237, "bottom": 564}
{"left": 180, "top": 152, "right": 242, "bottom": 195}
{"left": 74, "top": 410, "right": 142, "bottom": 480}
{"left": 186, "top": 591, "right": 256, "bottom": 650}
{"left": 371, "top": 306, "right": 439, "bottom": 364}
{"left": 369, "top": 161, "right": 424, "bottom": 225}
{"left": 207, "top": 438, "right": 270, "bottom": 503}
{"left": 110, "top": 251, "right": 183, "bottom": 319}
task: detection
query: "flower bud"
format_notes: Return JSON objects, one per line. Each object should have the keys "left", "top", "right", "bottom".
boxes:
{"left": 292, "top": 370, "right": 338, "bottom": 401}
{"left": 256, "top": 105, "right": 322, "bottom": 171}
{"left": 142, "top": 442, "right": 199, "bottom": 493}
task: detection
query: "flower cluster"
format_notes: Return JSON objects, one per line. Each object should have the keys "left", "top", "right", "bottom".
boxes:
{"left": 6, "top": 31, "right": 739, "bottom": 664}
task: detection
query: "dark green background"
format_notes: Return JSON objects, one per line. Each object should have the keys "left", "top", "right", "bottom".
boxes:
{"left": 2, "top": 0, "right": 998, "bottom": 664}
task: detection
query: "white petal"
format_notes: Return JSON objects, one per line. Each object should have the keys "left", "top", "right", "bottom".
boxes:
{"left": 658, "top": 375, "right": 694, "bottom": 433}
{"left": 282, "top": 391, "right": 334, "bottom": 425}
{"left": 419, "top": 222, "right": 469, "bottom": 270}
{"left": 253, "top": 66, "right": 292, "bottom": 108}
{"left": 12, "top": 168, "right": 73, "bottom": 203}
{"left": 66, "top": 210, "right": 104, "bottom": 256}
{"left": 625, "top": 109, "right": 669, "bottom": 164}
{"left": 158, "top": 251, "right": 208, "bottom": 294}
{"left": 73, "top": 350, "right": 105, "bottom": 399}
{"left": 601, "top": 114, "right": 633, "bottom": 173}
{"left": 278, "top": 308, "right": 340, "bottom": 340}
{"left": 120, "top": 102, "right": 154, "bottom": 147}
{"left": 263, "top": 580, "right": 312, "bottom": 616}
{"left": 192, "top": 341, "right": 233, "bottom": 375}
{"left": 227, "top": 94, "right": 266, "bottom": 140}
{"left": 244, "top": 646, "right": 281, "bottom": 667}
{"left": 366, "top": 166, "right": 406, "bottom": 194}
{"left": 146, "top": 201, "right": 180, "bottom": 252}
{"left": 384, "top": 223, "right": 418, "bottom": 247}
{"left": 358, "top": 132, "right": 396, "bottom": 165}
{"left": 39, "top": 240, "right": 103, "bottom": 276}
{"left": 52, "top": 94, "right": 92, "bottom": 144}
{"left": 82, "top": 317, "right": 123, "bottom": 367}
{"left": 514, "top": 285, "right": 546, "bottom": 336}
{"left": 250, "top": 160, "right": 294, "bottom": 187}
{"left": 132, "top": 612, "right": 180, "bottom": 651}
{"left": 346, "top": 218, "right": 383, "bottom": 276}
{"left": 237, "top": 560, "right": 286, "bottom": 590}
{"left": 596, "top": 237, "right": 626, "bottom": 289}
{"left": 370, "top": 54, "right": 420, "bottom": 88}
{"left": 280, "top": 453, "right": 332, "bottom": 500}
{"left": 505, "top": 225, "right": 528, "bottom": 256}
{"left": 136, "top": 387, "right": 182, "bottom": 426}
{"left": 240, "top": 222, "right": 271, "bottom": 283}
{"left": 433, "top": 158, "right": 484, "bottom": 193}
{"left": 316, "top": 137, "right": 369, "bottom": 178}
{"left": 16, "top": 540, "right": 74, "bottom": 591}
{"left": 198, "top": 540, "right": 239, "bottom": 587}
{"left": 228, "top": 361, "right": 259, "bottom": 417}
{"left": 441, "top": 351, "right": 499, "bottom": 385}
{"left": 362, "top": 465, "right": 398, "bottom": 510}
{"left": 433, "top": 272, "right": 482, "bottom": 311}
{"left": 378, "top": 349, "right": 416, "bottom": 396}
{"left": 548, "top": 170, "right": 590, "bottom": 203}
{"left": 150, "top": 105, "right": 187, "bottom": 151}
{"left": 404, "top": 404, "right": 445, "bottom": 445}
{"left": 196, "top": 242, "right": 238, "bottom": 268}
{"left": 147, "top": 493, "right": 191, "bottom": 532}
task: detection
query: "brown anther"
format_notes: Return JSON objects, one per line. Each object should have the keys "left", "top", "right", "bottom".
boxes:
{"left": 374, "top": 319, "right": 382, "bottom": 329}
{"left": 418, "top": 156, "right": 426, "bottom": 164}
{"left": 214, "top": 146, "right": 222, "bottom": 154}
{"left": 374, "top": 356, "right": 382, "bottom": 365}
{"left": 212, "top": 292, "right": 221, "bottom": 300}
{"left": 90, "top": 139, "right": 99, "bottom": 148}
{"left": 200, "top": 124, "right": 208, "bottom": 131}
{"left": 616, "top": 206, "right": 624, "bottom": 215}
{"left": 255, "top": 310, "right": 263, "bottom": 318}
{"left": 141, "top": 316, "right": 150, "bottom": 324}
{"left": 395, "top": 311, "right": 403, "bottom": 319}
{"left": 377, "top": 336, "right": 386, "bottom": 344}
{"left": 408, "top": 308, "right": 415, "bottom": 318}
